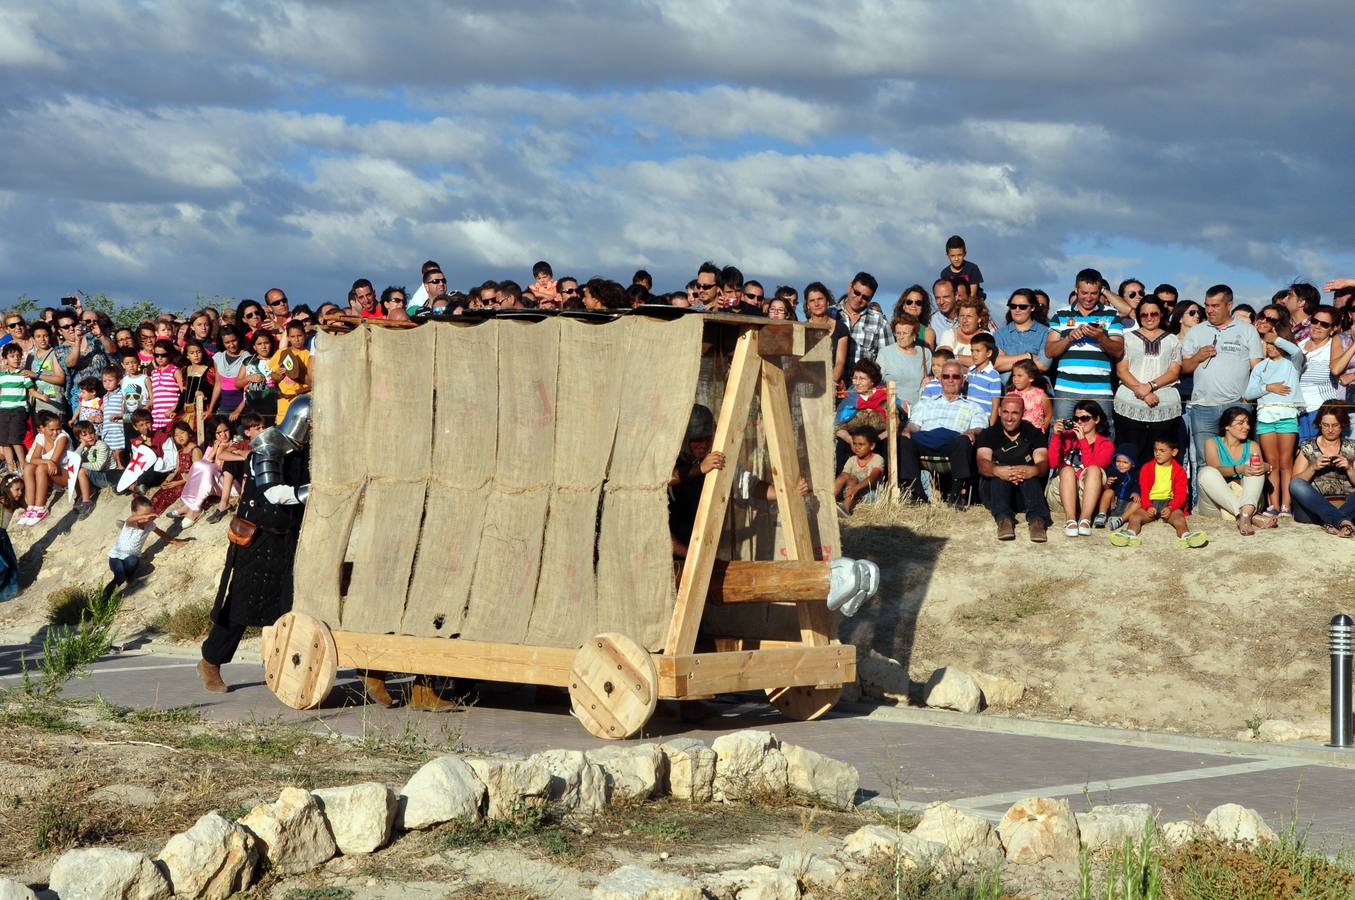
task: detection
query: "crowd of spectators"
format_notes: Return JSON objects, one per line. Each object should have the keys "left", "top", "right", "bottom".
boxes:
{"left": 0, "top": 236, "right": 1353, "bottom": 607}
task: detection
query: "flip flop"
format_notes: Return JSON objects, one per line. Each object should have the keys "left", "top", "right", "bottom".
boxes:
{"left": 1251, "top": 512, "right": 1278, "bottom": 529}
{"left": 1324, "top": 524, "right": 1343, "bottom": 537}
{"left": 1340, "top": 521, "right": 1355, "bottom": 538}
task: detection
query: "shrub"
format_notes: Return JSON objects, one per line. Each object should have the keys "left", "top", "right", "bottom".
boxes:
{"left": 47, "top": 585, "right": 100, "bottom": 628}
{"left": 151, "top": 601, "right": 213, "bottom": 641}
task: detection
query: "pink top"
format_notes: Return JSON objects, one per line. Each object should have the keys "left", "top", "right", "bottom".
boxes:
{"left": 149, "top": 365, "right": 180, "bottom": 430}
{"left": 1014, "top": 386, "right": 1048, "bottom": 428}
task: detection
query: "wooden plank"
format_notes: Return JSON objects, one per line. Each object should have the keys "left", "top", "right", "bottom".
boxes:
{"left": 886, "top": 380, "right": 899, "bottom": 497}
{"left": 760, "top": 358, "right": 834, "bottom": 647}
{"left": 331, "top": 632, "right": 577, "bottom": 687}
{"left": 657, "top": 645, "right": 855, "bottom": 697}
{"left": 708, "top": 560, "right": 831, "bottom": 604}
{"left": 756, "top": 323, "right": 808, "bottom": 358}
{"left": 664, "top": 329, "right": 762, "bottom": 657}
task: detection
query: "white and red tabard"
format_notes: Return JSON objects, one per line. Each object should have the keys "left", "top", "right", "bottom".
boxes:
{"left": 63, "top": 451, "right": 81, "bottom": 505}
{"left": 116, "top": 444, "right": 158, "bottom": 493}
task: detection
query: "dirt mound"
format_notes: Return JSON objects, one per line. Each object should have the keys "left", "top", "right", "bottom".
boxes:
{"left": 841, "top": 501, "right": 1342, "bottom": 739}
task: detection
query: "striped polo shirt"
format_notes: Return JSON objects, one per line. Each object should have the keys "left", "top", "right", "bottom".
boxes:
{"left": 966, "top": 363, "right": 1003, "bottom": 407}
{"left": 1048, "top": 304, "right": 1123, "bottom": 398}
{"left": 0, "top": 371, "right": 33, "bottom": 410}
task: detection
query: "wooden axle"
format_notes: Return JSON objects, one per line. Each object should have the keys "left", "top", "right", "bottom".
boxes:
{"left": 706, "top": 560, "right": 831, "bottom": 605}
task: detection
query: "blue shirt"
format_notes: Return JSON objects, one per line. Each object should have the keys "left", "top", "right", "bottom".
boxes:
{"left": 994, "top": 321, "right": 1050, "bottom": 382}
{"left": 966, "top": 363, "right": 1003, "bottom": 407}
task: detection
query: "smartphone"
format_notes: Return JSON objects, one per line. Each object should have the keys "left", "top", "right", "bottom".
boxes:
{"left": 60, "top": 296, "right": 79, "bottom": 307}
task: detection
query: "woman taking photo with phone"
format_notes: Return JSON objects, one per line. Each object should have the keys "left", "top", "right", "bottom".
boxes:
{"left": 1290, "top": 401, "right": 1355, "bottom": 536}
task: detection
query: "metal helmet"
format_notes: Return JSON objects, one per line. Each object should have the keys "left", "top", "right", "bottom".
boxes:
{"left": 685, "top": 404, "right": 715, "bottom": 443}
{"left": 277, "top": 394, "right": 312, "bottom": 449}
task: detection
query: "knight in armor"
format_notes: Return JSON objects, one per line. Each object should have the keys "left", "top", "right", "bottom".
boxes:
{"left": 197, "top": 395, "right": 311, "bottom": 693}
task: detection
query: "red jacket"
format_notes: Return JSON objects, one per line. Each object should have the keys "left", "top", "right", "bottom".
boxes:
{"left": 1136, "top": 459, "right": 1190, "bottom": 513}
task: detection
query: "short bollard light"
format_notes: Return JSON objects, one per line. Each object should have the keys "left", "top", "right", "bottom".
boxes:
{"left": 1330, "top": 614, "right": 1353, "bottom": 748}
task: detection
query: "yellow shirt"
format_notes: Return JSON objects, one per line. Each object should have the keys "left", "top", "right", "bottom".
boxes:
{"left": 1149, "top": 463, "right": 1173, "bottom": 501}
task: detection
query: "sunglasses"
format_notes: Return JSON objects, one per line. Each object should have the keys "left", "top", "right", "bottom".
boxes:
{"left": 561, "top": 288, "right": 579, "bottom": 295}
{"left": 1260, "top": 315, "right": 1281, "bottom": 324}
{"left": 1185, "top": 309, "right": 1201, "bottom": 317}
{"left": 1311, "top": 319, "right": 1334, "bottom": 328}
{"left": 425, "top": 278, "right": 446, "bottom": 285}
{"left": 697, "top": 283, "right": 717, "bottom": 292}
{"left": 268, "top": 298, "right": 288, "bottom": 307}
{"left": 1125, "top": 290, "right": 1144, "bottom": 298}
{"left": 58, "top": 323, "right": 77, "bottom": 329}
{"left": 939, "top": 373, "right": 964, "bottom": 381}
{"left": 244, "top": 310, "right": 261, "bottom": 318}
{"left": 1072, "top": 414, "right": 1094, "bottom": 422}
{"left": 743, "top": 292, "right": 762, "bottom": 301}
{"left": 903, "top": 299, "right": 923, "bottom": 306}
{"left": 81, "top": 318, "right": 97, "bottom": 325}
{"left": 153, "top": 353, "right": 169, "bottom": 359}
{"left": 850, "top": 288, "right": 873, "bottom": 299}
{"left": 1140, "top": 311, "right": 1161, "bottom": 318}
{"left": 5, "top": 322, "right": 22, "bottom": 328}
{"left": 1007, "top": 303, "right": 1031, "bottom": 310}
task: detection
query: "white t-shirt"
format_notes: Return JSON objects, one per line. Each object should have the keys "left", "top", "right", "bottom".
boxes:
{"left": 109, "top": 521, "right": 154, "bottom": 560}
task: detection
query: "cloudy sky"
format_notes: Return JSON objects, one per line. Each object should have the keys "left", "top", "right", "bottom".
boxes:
{"left": 2, "top": 1, "right": 1352, "bottom": 313}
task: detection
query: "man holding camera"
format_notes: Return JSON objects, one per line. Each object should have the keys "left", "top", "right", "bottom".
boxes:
{"left": 1044, "top": 268, "right": 1125, "bottom": 440}
{"left": 57, "top": 296, "right": 115, "bottom": 414}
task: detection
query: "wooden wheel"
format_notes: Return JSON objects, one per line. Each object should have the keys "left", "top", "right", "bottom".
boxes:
{"left": 767, "top": 684, "right": 842, "bottom": 721}
{"left": 262, "top": 611, "right": 338, "bottom": 710}
{"left": 569, "top": 633, "right": 658, "bottom": 740}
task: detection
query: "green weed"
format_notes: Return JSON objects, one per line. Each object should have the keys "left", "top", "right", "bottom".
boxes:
{"left": 150, "top": 600, "right": 214, "bottom": 641}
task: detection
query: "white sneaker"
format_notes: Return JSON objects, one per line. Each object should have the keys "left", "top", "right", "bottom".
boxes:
{"left": 15, "top": 507, "right": 37, "bottom": 526}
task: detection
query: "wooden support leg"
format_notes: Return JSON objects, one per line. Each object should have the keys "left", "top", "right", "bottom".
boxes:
{"left": 886, "top": 380, "right": 899, "bottom": 500}
{"left": 664, "top": 329, "right": 762, "bottom": 657}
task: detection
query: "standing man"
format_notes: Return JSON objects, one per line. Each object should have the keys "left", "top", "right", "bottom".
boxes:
{"left": 263, "top": 288, "right": 290, "bottom": 333}
{"left": 693, "top": 262, "right": 720, "bottom": 311}
{"left": 977, "top": 394, "right": 1051, "bottom": 541}
{"left": 1044, "top": 268, "right": 1125, "bottom": 437}
{"left": 1180, "top": 283, "right": 1262, "bottom": 492}
{"left": 1281, "top": 282, "right": 1321, "bottom": 342}
{"left": 931, "top": 277, "right": 960, "bottom": 337}
{"left": 838, "top": 271, "right": 889, "bottom": 366}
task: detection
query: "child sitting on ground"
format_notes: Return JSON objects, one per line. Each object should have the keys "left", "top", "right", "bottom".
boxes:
{"left": 834, "top": 426, "right": 884, "bottom": 515}
{"left": 918, "top": 347, "right": 955, "bottom": 400}
{"left": 17, "top": 411, "right": 72, "bottom": 526}
{"left": 101, "top": 494, "right": 187, "bottom": 602}
{"left": 992, "top": 358, "right": 1051, "bottom": 431}
{"left": 72, "top": 421, "right": 113, "bottom": 519}
{"left": 1109, "top": 436, "right": 1207, "bottom": 548}
{"left": 1096, "top": 444, "right": 1138, "bottom": 530}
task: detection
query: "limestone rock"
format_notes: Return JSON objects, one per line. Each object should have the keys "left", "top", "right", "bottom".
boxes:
{"left": 592, "top": 864, "right": 703, "bottom": 899}
{"left": 48, "top": 848, "right": 172, "bottom": 900}
{"left": 914, "top": 802, "right": 1003, "bottom": 858}
{"left": 711, "top": 731, "right": 789, "bottom": 802}
{"left": 780, "top": 742, "right": 859, "bottom": 808}
{"left": 156, "top": 811, "right": 259, "bottom": 899}
{"left": 238, "top": 786, "right": 337, "bottom": 874}
{"left": 531, "top": 749, "right": 608, "bottom": 815}
{"left": 586, "top": 744, "right": 665, "bottom": 803}
{"left": 780, "top": 850, "right": 846, "bottom": 894}
{"left": 0, "top": 879, "right": 37, "bottom": 900}
{"left": 89, "top": 784, "right": 161, "bottom": 808}
{"left": 1204, "top": 804, "right": 1276, "bottom": 846}
{"left": 465, "top": 758, "right": 553, "bottom": 820}
{"left": 701, "top": 864, "right": 799, "bottom": 900}
{"left": 398, "top": 755, "right": 487, "bottom": 829}
{"left": 1256, "top": 719, "right": 1318, "bottom": 743}
{"left": 997, "top": 796, "right": 1080, "bottom": 864}
{"left": 923, "top": 667, "right": 982, "bottom": 714}
{"left": 840, "top": 824, "right": 945, "bottom": 868}
{"left": 1076, "top": 803, "right": 1155, "bottom": 852}
{"left": 857, "top": 649, "right": 911, "bottom": 701}
{"left": 311, "top": 783, "right": 398, "bottom": 855}
{"left": 970, "top": 671, "right": 1026, "bottom": 708}
{"left": 1161, "top": 820, "right": 1207, "bottom": 849}
{"left": 660, "top": 738, "right": 716, "bottom": 803}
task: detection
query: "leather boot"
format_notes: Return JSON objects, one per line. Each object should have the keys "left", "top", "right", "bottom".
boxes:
{"left": 197, "top": 659, "right": 228, "bottom": 694}
{"left": 360, "top": 670, "right": 395, "bottom": 708}
{"left": 407, "top": 675, "right": 459, "bottom": 712}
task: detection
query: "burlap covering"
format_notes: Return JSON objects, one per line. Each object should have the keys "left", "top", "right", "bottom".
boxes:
{"left": 293, "top": 315, "right": 708, "bottom": 649}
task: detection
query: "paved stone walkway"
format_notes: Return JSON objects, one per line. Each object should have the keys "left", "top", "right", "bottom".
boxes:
{"left": 5, "top": 646, "right": 1354, "bottom": 848}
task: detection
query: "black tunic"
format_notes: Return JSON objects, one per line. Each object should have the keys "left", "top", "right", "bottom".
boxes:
{"left": 210, "top": 450, "right": 309, "bottom": 628}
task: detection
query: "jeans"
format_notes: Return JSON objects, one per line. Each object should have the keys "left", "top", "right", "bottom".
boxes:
{"left": 1052, "top": 396, "right": 1115, "bottom": 443}
{"left": 1112, "top": 414, "right": 1185, "bottom": 465}
{"left": 103, "top": 554, "right": 140, "bottom": 601}
{"left": 1289, "top": 478, "right": 1355, "bottom": 527}
{"left": 984, "top": 476, "right": 1050, "bottom": 525}
{"left": 1186, "top": 403, "right": 1241, "bottom": 499}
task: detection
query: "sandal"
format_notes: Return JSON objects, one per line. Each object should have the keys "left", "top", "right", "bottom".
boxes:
{"left": 1237, "top": 513, "right": 1255, "bottom": 536}
{"left": 1251, "top": 512, "right": 1277, "bottom": 529}
{"left": 1077, "top": 519, "right": 1093, "bottom": 536}
{"left": 1340, "top": 521, "right": 1355, "bottom": 538}
{"left": 1324, "top": 523, "right": 1343, "bottom": 537}
{"left": 1063, "top": 520, "right": 1079, "bottom": 537}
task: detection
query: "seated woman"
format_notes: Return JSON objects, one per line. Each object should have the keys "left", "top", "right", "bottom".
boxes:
{"left": 1046, "top": 400, "right": 1112, "bottom": 537}
{"left": 1199, "top": 406, "right": 1274, "bottom": 535}
{"left": 834, "top": 359, "right": 899, "bottom": 473}
{"left": 1289, "top": 401, "right": 1355, "bottom": 537}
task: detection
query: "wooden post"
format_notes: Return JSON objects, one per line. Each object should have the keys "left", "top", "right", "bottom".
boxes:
{"left": 886, "top": 380, "right": 899, "bottom": 499}
{"left": 664, "top": 329, "right": 762, "bottom": 657}
{"left": 759, "top": 357, "right": 831, "bottom": 648}
{"left": 194, "top": 394, "right": 205, "bottom": 446}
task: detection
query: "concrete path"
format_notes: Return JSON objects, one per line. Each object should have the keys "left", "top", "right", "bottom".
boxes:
{"left": 5, "top": 643, "right": 1354, "bottom": 848}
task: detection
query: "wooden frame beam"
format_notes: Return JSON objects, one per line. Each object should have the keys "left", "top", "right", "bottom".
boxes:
{"left": 657, "top": 645, "right": 855, "bottom": 697}
{"left": 665, "top": 328, "right": 762, "bottom": 656}
{"left": 707, "top": 560, "right": 831, "bottom": 604}
{"left": 331, "top": 631, "right": 576, "bottom": 687}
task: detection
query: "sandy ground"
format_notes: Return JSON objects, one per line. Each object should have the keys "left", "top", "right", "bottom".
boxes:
{"left": 841, "top": 498, "right": 1345, "bottom": 739}
{"left": 0, "top": 486, "right": 1343, "bottom": 741}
